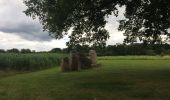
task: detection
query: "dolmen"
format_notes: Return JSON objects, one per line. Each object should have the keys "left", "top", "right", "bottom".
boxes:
{"left": 61, "top": 50, "right": 97, "bottom": 72}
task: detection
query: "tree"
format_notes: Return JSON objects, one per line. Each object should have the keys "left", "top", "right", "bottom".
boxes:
{"left": 50, "top": 48, "right": 62, "bottom": 53}
{"left": 24, "top": 0, "right": 170, "bottom": 47}
{"left": 21, "top": 49, "right": 31, "bottom": 53}
{"left": 0, "top": 49, "right": 5, "bottom": 53}
{"left": 118, "top": 0, "right": 170, "bottom": 44}
{"left": 7, "top": 48, "right": 20, "bottom": 53}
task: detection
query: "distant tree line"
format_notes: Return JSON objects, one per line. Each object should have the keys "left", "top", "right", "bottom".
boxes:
{"left": 2, "top": 43, "right": 170, "bottom": 56}
{"left": 0, "top": 48, "right": 33, "bottom": 53}
{"left": 67, "top": 43, "right": 170, "bottom": 56}
{"left": 96, "top": 44, "right": 170, "bottom": 56}
{"left": 102, "top": 44, "right": 170, "bottom": 56}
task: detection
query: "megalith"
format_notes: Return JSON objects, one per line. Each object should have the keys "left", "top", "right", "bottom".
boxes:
{"left": 89, "top": 50, "right": 97, "bottom": 66}
{"left": 69, "top": 51, "right": 80, "bottom": 71}
{"left": 61, "top": 57, "right": 70, "bottom": 72}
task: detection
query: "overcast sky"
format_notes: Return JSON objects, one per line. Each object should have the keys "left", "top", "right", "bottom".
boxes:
{"left": 0, "top": 0, "right": 125, "bottom": 51}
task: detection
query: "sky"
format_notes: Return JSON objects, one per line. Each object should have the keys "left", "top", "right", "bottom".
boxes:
{"left": 0, "top": 0, "right": 125, "bottom": 51}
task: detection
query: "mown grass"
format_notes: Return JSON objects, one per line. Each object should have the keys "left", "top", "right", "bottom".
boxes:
{"left": 98, "top": 55, "right": 170, "bottom": 60}
{"left": 0, "top": 56, "right": 170, "bottom": 100}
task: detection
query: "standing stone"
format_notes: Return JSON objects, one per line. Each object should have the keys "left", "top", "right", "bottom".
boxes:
{"left": 79, "top": 53, "right": 92, "bottom": 69}
{"left": 89, "top": 50, "right": 97, "bottom": 66}
{"left": 61, "top": 57, "right": 70, "bottom": 72}
{"left": 69, "top": 51, "right": 80, "bottom": 71}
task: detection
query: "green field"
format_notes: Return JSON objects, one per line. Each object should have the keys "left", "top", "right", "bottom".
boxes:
{"left": 0, "top": 56, "right": 170, "bottom": 100}
{"left": 0, "top": 53, "right": 65, "bottom": 71}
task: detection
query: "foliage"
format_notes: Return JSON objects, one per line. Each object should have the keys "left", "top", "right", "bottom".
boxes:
{"left": 21, "top": 49, "right": 31, "bottom": 53}
{"left": 119, "top": 0, "right": 170, "bottom": 44}
{"left": 0, "top": 49, "right": 5, "bottom": 53}
{"left": 7, "top": 48, "right": 20, "bottom": 53}
{"left": 67, "top": 43, "right": 170, "bottom": 56}
{"left": 24, "top": 0, "right": 170, "bottom": 46}
{"left": 23, "top": 0, "right": 124, "bottom": 47}
{"left": 0, "top": 53, "right": 65, "bottom": 71}
{"left": 50, "top": 48, "right": 62, "bottom": 53}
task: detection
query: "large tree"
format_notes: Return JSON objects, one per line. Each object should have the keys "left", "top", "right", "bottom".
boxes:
{"left": 24, "top": 0, "right": 170, "bottom": 47}
{"left": 119, "top": 0, "right": 170, "bottom": 44}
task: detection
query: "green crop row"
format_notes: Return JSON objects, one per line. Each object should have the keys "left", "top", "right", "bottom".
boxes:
{"left": 0, "top": 53, "right": 66, "bottom": 71}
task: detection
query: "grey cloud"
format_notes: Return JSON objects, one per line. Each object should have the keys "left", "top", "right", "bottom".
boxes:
{"left": 0, "top": 21, "right": 53, "bottom": 41}
{"left": 0, "top": 23, "right": 40, "bottom": 34}
{"left": 0, "top": 22, "right": 53, "bottom": 41}
{"left": 0, "top": 0, "right": 125, "bottom": 44}
{"left": 17, "top": 31, "right": 52, "bottom": 42}
{"left": 0, "top": 0, "right": 53, "bottom": 41}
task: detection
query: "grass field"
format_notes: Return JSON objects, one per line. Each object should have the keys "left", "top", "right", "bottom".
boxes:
{"left": 0, "top": 56, "right": 170, "bottom": 100}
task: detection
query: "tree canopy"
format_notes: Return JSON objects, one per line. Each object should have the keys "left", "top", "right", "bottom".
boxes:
{"left": 119, "top": 0, "right": 170, "bottom": 44}
{"left": 24, "top": 0, "right": 170, "bottom": 47}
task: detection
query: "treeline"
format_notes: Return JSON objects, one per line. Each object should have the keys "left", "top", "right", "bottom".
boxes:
{"left": 97, "top": 44, "right": 170, "bottom": 56}
{"left": 66, "top": 43, "right": 170, "bottom": 56}
{"left": 2, "top": 43, "right": 170, "bottom": 56}
{"left": 0, "top": 48, "right": 33, "bottom": 53}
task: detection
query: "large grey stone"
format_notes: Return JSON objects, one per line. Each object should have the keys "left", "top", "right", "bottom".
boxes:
{"left": 69, "top": 51, "right": 80, "bottom": 71}
{"left": 89, "top": 50, "right": 97, "bottom": 66}
{"left": 61, "top": 57, "right": 70, "bottom": 72}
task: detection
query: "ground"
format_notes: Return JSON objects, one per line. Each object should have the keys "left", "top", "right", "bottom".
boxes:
{"left": 0, "top": 56, "right": 170, "bottom": 100}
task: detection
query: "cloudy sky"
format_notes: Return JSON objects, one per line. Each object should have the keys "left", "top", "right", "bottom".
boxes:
{"left": 0, "top": 0, "right": 125, "bottom": 51}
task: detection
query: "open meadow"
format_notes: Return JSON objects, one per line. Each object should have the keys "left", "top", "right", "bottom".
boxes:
{"left": 0, "top": 56, "right": 170, "bottom": 100}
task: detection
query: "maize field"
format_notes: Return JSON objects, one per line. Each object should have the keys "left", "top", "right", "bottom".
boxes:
{"left": 0, "top": 53, "right": 65, "bottom": 71}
